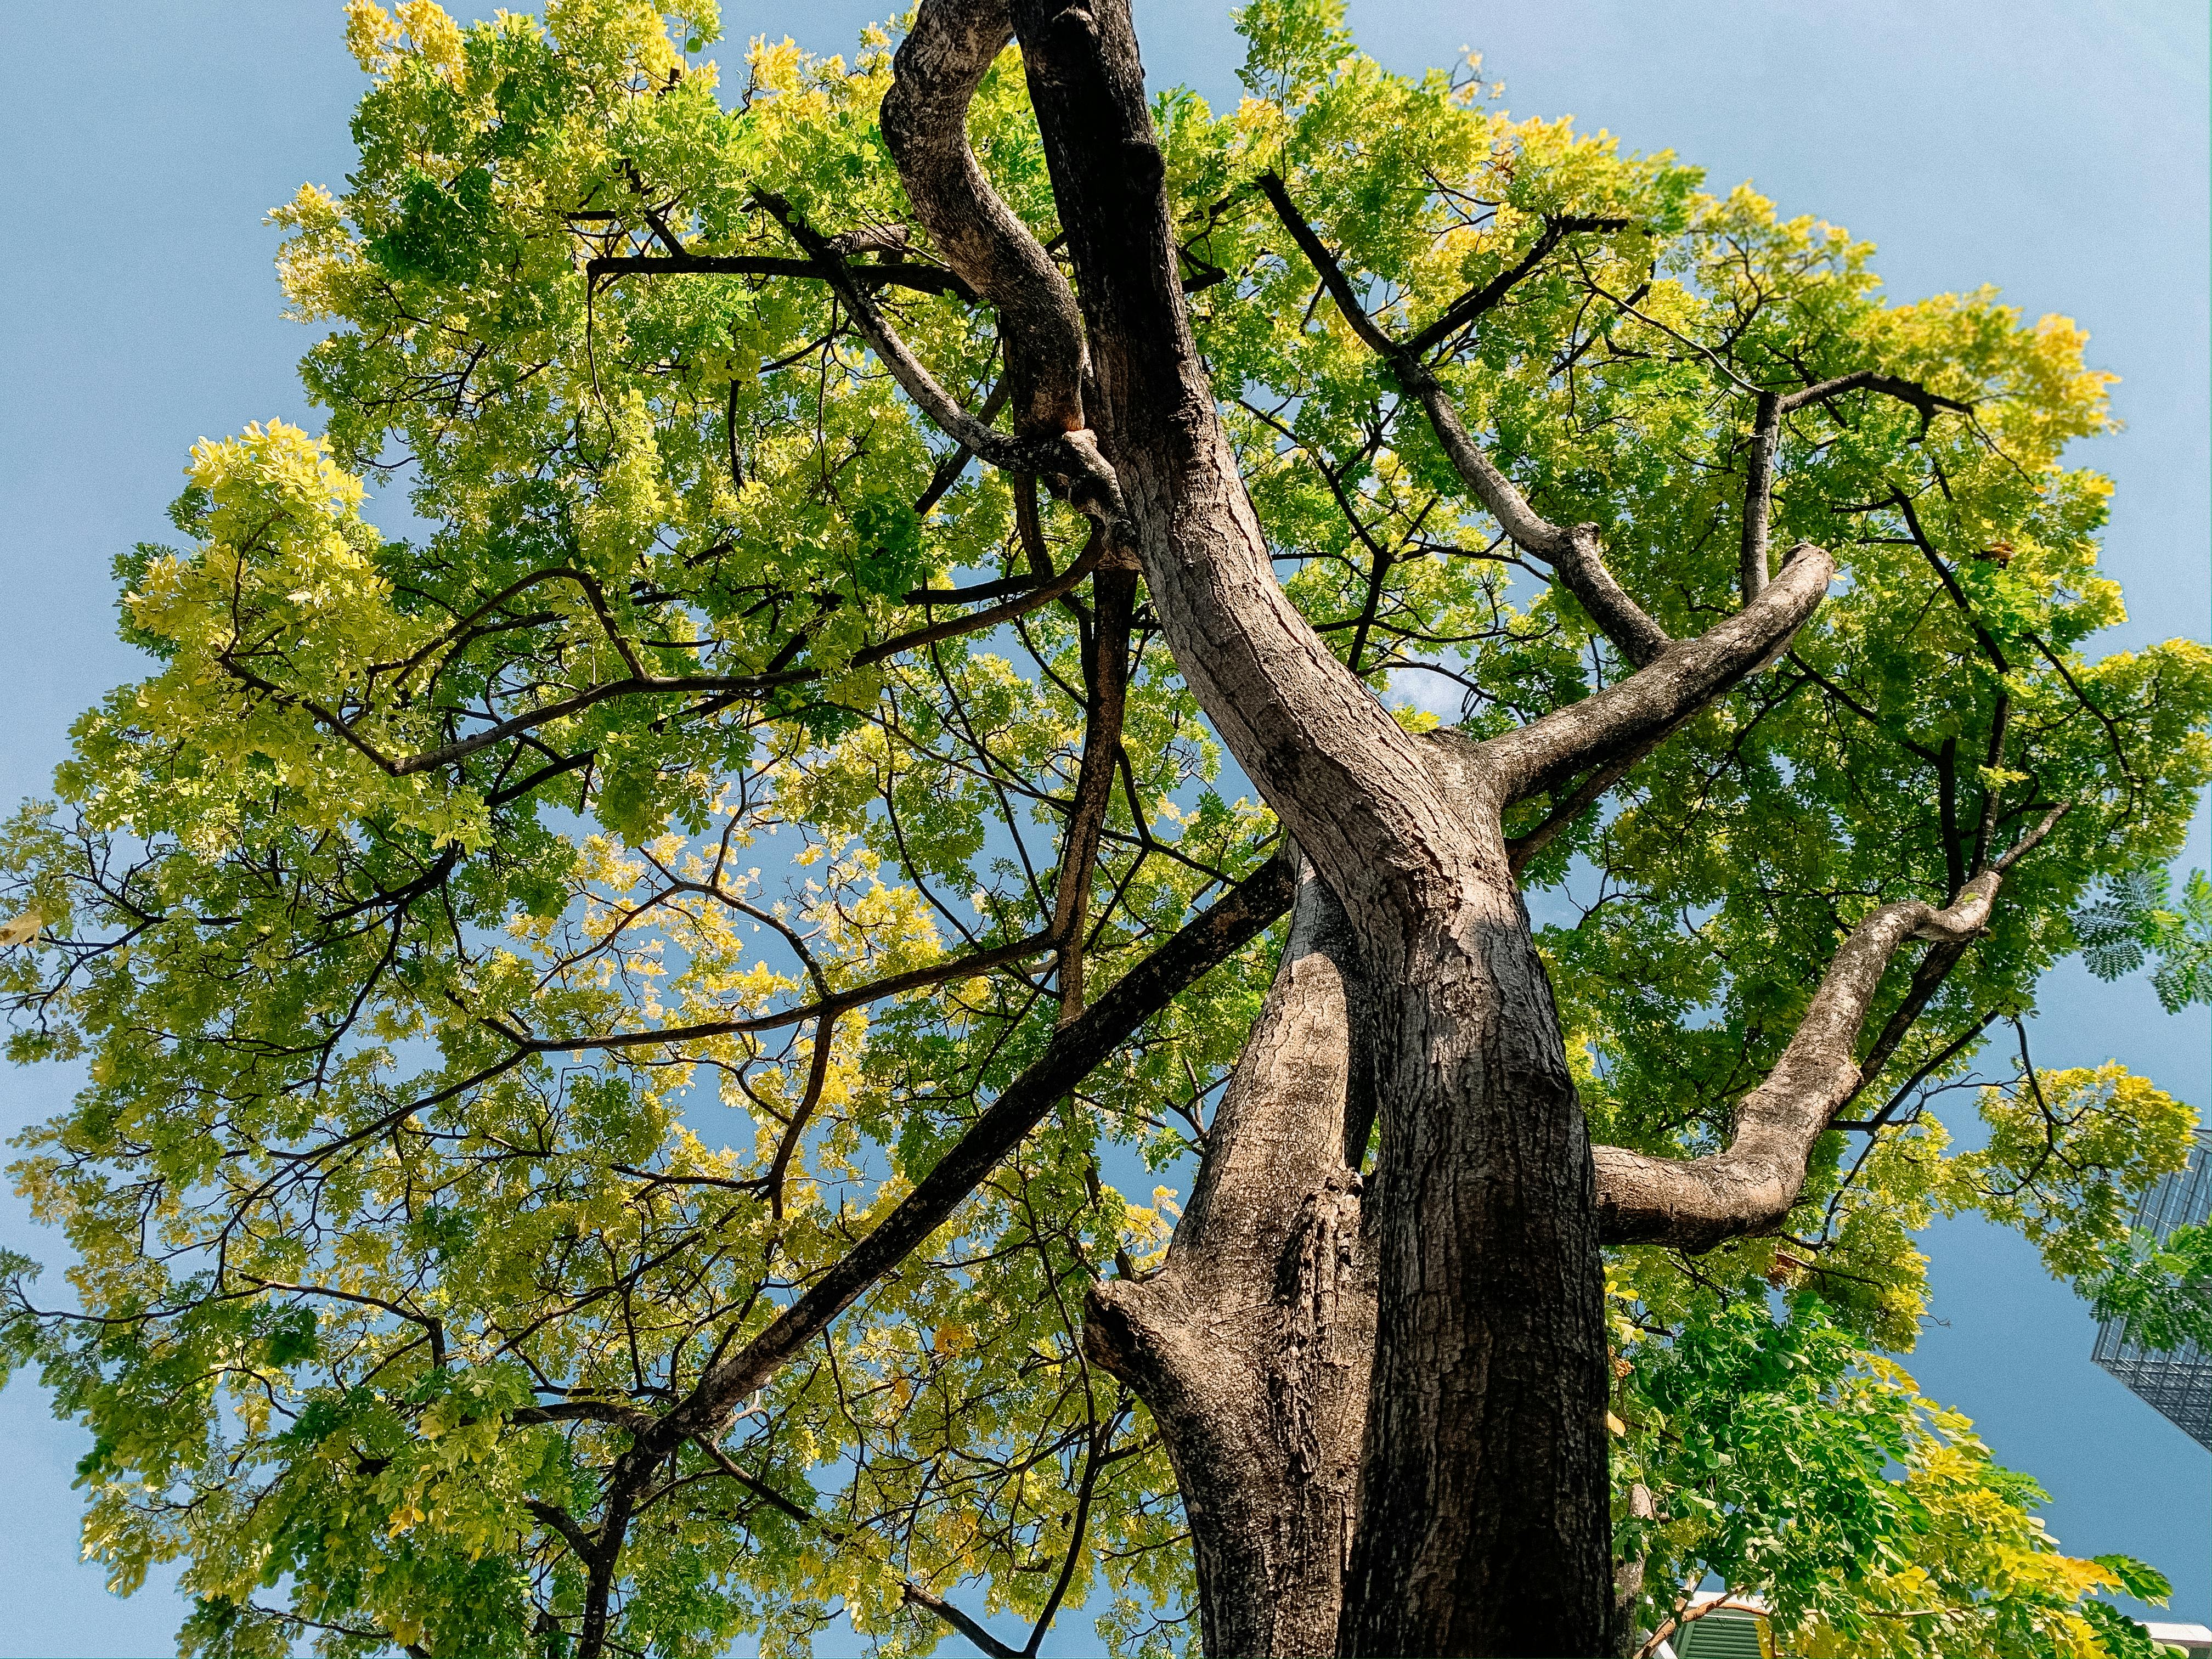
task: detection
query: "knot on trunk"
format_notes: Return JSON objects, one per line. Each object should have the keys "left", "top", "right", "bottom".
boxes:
{"left": 1079, "top": 1273, "right": 1172, "bottom": 1391}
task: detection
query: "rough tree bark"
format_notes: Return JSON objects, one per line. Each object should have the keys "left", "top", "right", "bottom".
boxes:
{"left": 858, "top": 1, "right": 2035, "bottom": 1652}
{"left": 1085, "top": 861, "right": 1375, "bottom": 1657}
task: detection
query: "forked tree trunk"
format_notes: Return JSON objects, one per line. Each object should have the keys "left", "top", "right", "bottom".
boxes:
{"left": 1005, "top": 2, "right": 1614, "bottom": 1647}
{"left": 876, "top": 0, "right": 1901, "bottom": 1649}
{"left": 1090, "top": 859, "right": 1631, "bottom": 1659}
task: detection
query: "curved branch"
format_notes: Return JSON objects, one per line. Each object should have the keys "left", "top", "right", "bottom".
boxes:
{"left": 244, "top": 549, "right": 1100, "bottom": 782}
{"left": 507, "top": 927, "right": 1053, "bottom": 1055}
{"left": 879, "top": 0, "right": 1088, "bottom": 437}
{"left": 1592, "top": 806, "right": 2064, "bottom": 1249}
{"left": 1448, "top": 540, "right": 1835, "bottom": 808}
{"left": 524, "top": 1499, "right": 601, "bottom": 1566}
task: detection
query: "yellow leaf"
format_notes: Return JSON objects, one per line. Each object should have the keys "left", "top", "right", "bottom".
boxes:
{"left": 0, "top": 911, "right": 40, "bottom": 947}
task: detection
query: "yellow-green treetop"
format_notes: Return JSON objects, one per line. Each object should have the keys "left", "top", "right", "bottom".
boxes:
{"left": 2, "top": 1, "right": 2206, "bottom": 1654}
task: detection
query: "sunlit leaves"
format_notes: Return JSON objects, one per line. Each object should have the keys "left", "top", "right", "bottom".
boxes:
{"left": 1616, "top": 1297, "right": 2170, "bottom": 1658}
{"left": 0, "top": 0, "right": 2204, "bottom": 1652}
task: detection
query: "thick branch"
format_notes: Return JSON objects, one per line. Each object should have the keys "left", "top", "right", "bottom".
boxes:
{"left": 901, "top": 1585, "right": 1026, "bottom": 1659}
{"left": 1083, "top": 859, "right": 1373, "bottom": 1658}
{"left": 524, "top": 1499, "right": 600, "bottom": 1567}
{"left": 879, "top": 0, "right": 1087, "bottom": 436}
{"left": 1592, "top": 808, "right": 2062, "bottom": 1249}
{"left": 1778, "top": 368, "right": 1973, "bottom": 424}
{"left": 1453, "top": 541, "right": 1834, "bottom": 807}
{"left": 1416, "top": 403, "right": 1672, "bottom": 667}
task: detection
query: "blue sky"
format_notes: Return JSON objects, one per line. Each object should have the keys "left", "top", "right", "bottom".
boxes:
{"left": 0, "top": 1, "right": 2204, "bottom": 1652}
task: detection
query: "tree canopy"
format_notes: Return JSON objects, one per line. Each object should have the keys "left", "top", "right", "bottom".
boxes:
{"left": 2, "top": 0, "right": 2207, "bottom": 1655}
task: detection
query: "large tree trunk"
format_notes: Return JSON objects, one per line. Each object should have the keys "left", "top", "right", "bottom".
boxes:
{"left": 1006, "top": 2, "right": 1613, "bottom": 1649}
{"left": 879, "top": 1, "right": 1860, "bottom": 1649}
{"left": 1085, "top": 863, "right": 1375, "bottom": 1656}
{"left": 1337, "top": 844, "right": 1613, "bottom": 1656}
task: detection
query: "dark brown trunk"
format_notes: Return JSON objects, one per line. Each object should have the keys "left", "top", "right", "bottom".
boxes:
{"left": 1085, "top": 865, "right": 1374, "bottom": 1656}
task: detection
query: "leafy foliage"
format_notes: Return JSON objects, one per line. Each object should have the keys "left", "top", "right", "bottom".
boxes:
{"left": 1612, "top": 1295, "right": 2174, "bottom": 1658}
{"left": 1, "top": 0, "right": 2204, "bottom": 1654}
{"left": 2076, "top": 868, "right": 2212, "bottom": 1013}
{"left": 2083, "top": 1221, "right": 2212, "bottom": 1355}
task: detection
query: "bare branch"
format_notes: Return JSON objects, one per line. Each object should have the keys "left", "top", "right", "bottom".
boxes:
{"left": 902, "top": 1584, "right": 1026, "bottom": 1659}
{"left": 1453, "top": 541, "right": 1834, "bottom": 808}
{"left": 1252, "top": 173, "right": 1668, "bottom": 665}
{"left": 586, "top": 251, "right": 977, "bottom": 298}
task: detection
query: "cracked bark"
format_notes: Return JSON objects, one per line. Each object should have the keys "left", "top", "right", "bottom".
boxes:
{"left": 1085, "top": 862, "right": 1375, "bottom": 1657}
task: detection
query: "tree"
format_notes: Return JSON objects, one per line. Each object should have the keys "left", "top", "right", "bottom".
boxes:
{"left": 1, "top": 0, "right": 2206, "bottom": 1653}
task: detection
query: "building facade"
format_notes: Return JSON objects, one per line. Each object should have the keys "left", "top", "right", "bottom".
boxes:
{"left": 2091, "top": 1130, "right": 2212, "bottom": 1449}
